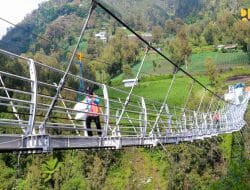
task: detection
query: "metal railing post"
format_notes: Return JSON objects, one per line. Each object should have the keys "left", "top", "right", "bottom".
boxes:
{"left": 150, "top": 74, "right": 176, "bottom": 136}
{"left": 102, "top": 84, "right": 109, "bottom": 137}
{"left": 27, "top": 59, "right": 37, "bottom": 135}
{"left": 141, "top": 97, "right": 147, "bottom": 137}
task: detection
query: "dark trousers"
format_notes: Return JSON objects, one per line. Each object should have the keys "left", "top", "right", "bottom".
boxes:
{"left": 86, "top": 116, "right": 102, "bottom": 136}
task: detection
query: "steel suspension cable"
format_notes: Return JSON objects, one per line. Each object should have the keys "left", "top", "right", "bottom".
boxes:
{"left": 183, "top": 80, "right": 195, "bottom": 110}
{"left": 39, "top": 1, "right": 96, "bottom": 132}
{"left": 116, "top": 46, "right": 149, "bottom": 126}
{"left": 95, "top": 0, "right": 232, "bottom": 105}
{"left": 207, "top": 95, "right": 214, "bottom": 113}
{"left": 150, "top": 73, "right": 176, "bottom": 135}
{"left": 197, "top": 89, "right": 206, "bottom": 113}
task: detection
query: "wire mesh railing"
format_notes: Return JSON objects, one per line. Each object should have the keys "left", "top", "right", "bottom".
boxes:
{"left": 0, "top": 49, "right": 248, "bottom": 140}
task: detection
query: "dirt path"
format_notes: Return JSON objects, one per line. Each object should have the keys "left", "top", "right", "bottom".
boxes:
{"left": 226, "top": 75, "right": 250, "bottom": 84}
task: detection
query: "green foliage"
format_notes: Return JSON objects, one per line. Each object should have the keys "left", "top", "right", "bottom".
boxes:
{"left": 205, "top": 57, "right": 218, "bottom": 85}
{"left": 0, "top": 0, "right": 89, "bottom": 54}
{"left": 61, "top": 175, "right": 87, "bottom": 190}
{"left": 41, "top": 157, "right": 62, "bottom": 184}
{"left": 0, "top": 54, "right": 27, "bottom": 114}
{"left": 122, "top": 64, "right": 133, "bottom": 79}
{"left": 168, "top": 26, "right": 192, "bottom": 72}
{"left": 88, "top": 155, "right": 107, "bottom": 189}
{"left": 152, "top": 25, "right": 164, "bottom": 44}
{"left": 219, "top": 134, "right": 233, "bottom": 162}
{"left": 191, "top": 45, "right": 215, "bottom": 54}
{"left": 210, "top": 129, "right": 250, "bottom": 190}
{"left": 21, "top": 156, "right": 45, "bottom": 190}
{"left": 203, "top": 22, "right": 219, "bottom": 45}
{"left": 188, "top": 51, "right": 250, "bottom": 73}
{"left": 233, "top": 21, "right": 250, "bottom": 52}
{"left": 104, "top": 148, "right": 168, "bottom": 189}
{"left": 210, "top": 160, "right": 250, "bottom": 190}
{"left": 99, "top": 29, "right": 140, "bottom": 78}
{"left": 0, "top": 160, "right": 15, "bottom": 189}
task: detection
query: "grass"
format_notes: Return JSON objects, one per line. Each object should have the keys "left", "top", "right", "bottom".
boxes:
{"left": 112, "top": 51, "right": 173, "bottom": 83}
{"left": 220, "top": 134, "right": 233, "bottom": 162}
{"left": 104, "top": 148, "right": 168, "bottom": 189}
{"left": 112, "top": 74, "right": 210, "bottom": 108}
{"left": 218, "top": 67, "right": 250, "bottom": 85}
{"left": 112, "top": 50, "right": 250, "bottom": 84}
{"left": 188, "top": 50, "right": 250, "bottom": 72}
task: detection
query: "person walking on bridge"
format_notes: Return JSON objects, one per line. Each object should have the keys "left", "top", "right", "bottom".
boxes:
{"left": 85, "top": 87, "right": 102, "bottom": 136}
{"left": 214, "top": 111, "right": 220, "bottom": 130}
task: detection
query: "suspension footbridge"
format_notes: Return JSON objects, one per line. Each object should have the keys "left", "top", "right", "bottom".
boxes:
{"left": 0, "top": 0, "right": 249, "bottom": 153}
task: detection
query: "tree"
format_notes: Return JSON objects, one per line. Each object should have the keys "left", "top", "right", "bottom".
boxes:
{"left": 32, "top": 49, "right": 62, "bottom": 90}
{"left": 204, "top": 58, "right": 218, "bottom": 85}
{"left": 233, "top": 20, "right": 250, "bottom": 52}
{"left": 61, "top": 176, "right": 87, "bottom": 190}
{"left": 152, "top": 25, "right": 164, "bottom": 44}
{"left": 88, "top": 155, "right": 106, "bottom": 190}
{"left": 174, "top": 18, "right": 185, "bottom": 33}
{"left": 134, "top": 14, "right": 147, "bottom": 31}
{"left": 109, "top": 18, "right": 117, "bottom": 35}
{"left": 216, "top": 10, "right": 235, "bottom": 43}
{"left": 56, "top": 150, "right": 89, "bottom": 190}
{"left": 122, "top": 64, "right": 133, "bottom": 79}
{"left": 41, "top": 157, "right": 62, "bottom": 188}
{"left": 168, "top": 26, "right": 192, "bottom": 72}
{"left": 99, "top": 29, "right": 139, "bottom": 77}
{"left": 86, "top": 32, "right": 98, "bottom": 58}
{"left": 189, "top": 23, "right": 202, "bottom": 46}
{"left": 21, "top": 156, "right": 45, "bottom": 190}
{"left": 203, "top": 22, "right": 218, "bottom": 45}
{"left": 165, "top": 19, "right": 176, "bottom": 36}
{"left": 0, "top": 160, "right": 15, "bottom": 189}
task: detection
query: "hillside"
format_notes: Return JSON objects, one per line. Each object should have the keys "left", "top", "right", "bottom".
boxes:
{"left": 0, "top": 0, "right": 249, "bottom": 85}
{"left": 103, "top": 0, "right": 245, "bottom": 24}
{"left": 1, "top": 0, "right": 249, "bottom": 55}
{"left": 0, "top": 0, "right": 249, "bottom": 189}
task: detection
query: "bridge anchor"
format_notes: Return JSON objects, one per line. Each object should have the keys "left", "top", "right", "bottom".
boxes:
{"left": 22, "top": 135, "right": 51, "bottom": 153}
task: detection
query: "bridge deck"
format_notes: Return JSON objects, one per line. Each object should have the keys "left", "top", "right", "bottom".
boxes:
{"left": 0, "top": 124, "right": 244, "bottom": 153}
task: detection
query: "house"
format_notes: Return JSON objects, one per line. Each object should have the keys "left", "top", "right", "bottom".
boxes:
{"left": 216, "top": 44, "right": 225, "bottom": 50}
{"left": 122, "top": 79, "right": 138, "bottom": 87}
{"left": 95, "top": 31, "right": 108, "bottom": 42}
{"left": 224, "top": 44, "right": 237, "bottom": 50}
{"left": 216, "top": 44, "right": 237, "bottom": 51}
